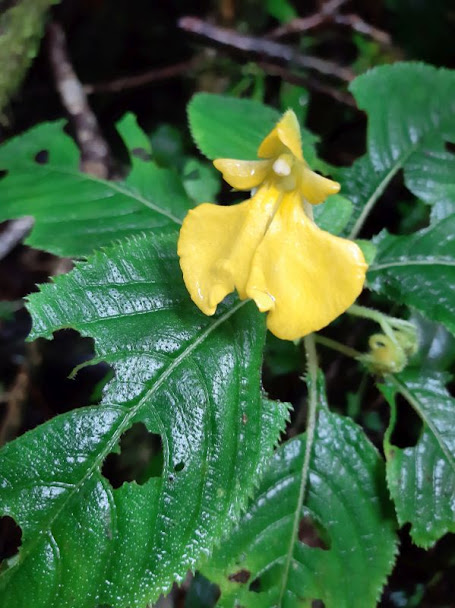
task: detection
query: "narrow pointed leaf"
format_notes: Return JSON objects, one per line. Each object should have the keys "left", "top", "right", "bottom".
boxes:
{"left": 368, "top": 215, "right": 455, "bottom": 336}
{"left": 202, "top": 387, "right": 397, "bottom": 608}
{"left": 0, "top": 114, "right": 191, "bottom": 257}
{"left": 380, "top": 371, "right": 455, "bottom": 547}
{"left": 0, "top": 232, "right": 289, "bottom": 607}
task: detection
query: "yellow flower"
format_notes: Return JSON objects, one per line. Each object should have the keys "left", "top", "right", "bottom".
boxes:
{"left": 178, "top": 109, "right": 367, "bottom": 340}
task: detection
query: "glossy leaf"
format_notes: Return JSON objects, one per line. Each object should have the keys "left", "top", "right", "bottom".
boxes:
{"left": 368, "top": 214, "right": 455, "bottom": 336}
{"left": 187, "top": 93, "right": 320, "bottom": 165}
{"left": 380, "top": 371, "right": 455, "bottom": 547}
{"left": 202, "top": 383, "right": 397, "bottom": 608}
{"left": 0, "top": 232, "right": 289, "bottom": 607}
{"left": 340, "top": 63, "right": 455, "bottom": 236}
{"left": 188, "top": 93, "right": 280, "bottom": 161}
{"left": 0, "top": 114, "right": 192, "bottom": 257}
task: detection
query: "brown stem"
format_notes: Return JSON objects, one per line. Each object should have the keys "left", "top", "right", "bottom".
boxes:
{"left": 84, "top": 60, "right": 196, "bottom": 95}
{"left": 178, "top": 16, "right": 354, "bottom": 82}
{"left": 47, "top": 22, "right": 111, "bottom": 178}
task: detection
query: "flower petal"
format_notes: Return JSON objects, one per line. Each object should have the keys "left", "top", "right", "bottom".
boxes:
{"left": 245, "top": 194, "right": 368, "bottom": 340}
{"left": 213, "top": 159, "right": 270, "bottom": 190}
{"left": 258, "top": 110, "right": 303, "bottom": 160}
{"left": 300, "top": 166, "right": 340, "bottom": 204}
{"left": 178, "top": 186, "right": 280, "bottom": 315}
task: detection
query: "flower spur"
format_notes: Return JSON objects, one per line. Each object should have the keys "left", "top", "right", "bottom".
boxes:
{"left": 178, "top": 109, "right": 368, "bottom": 340}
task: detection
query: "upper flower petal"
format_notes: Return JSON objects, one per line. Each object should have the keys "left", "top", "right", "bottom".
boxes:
{"left": 245, "top": 193, "right": 368, "bottom": 340}
{"left": 258, "top": 110, "right": 303, "bottom": 161}
{"left": 213, "top": 159, "right": 270, "bottom": 190}
{"left": 299, "top": 166, "right": 340, "bottom": 204}
{"left": 177, "top": 185, "right": 281, "bottom": 315}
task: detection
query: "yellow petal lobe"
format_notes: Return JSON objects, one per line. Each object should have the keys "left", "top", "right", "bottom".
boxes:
{"left": 177, "top": 186, "right": 281, "bottom": 315}
{"left": 245, "top": 194, "right": 368, "bottom": 340}
{"left": 300, "top": 166, "right": 341, "bottom": 204}
{"left": 258, "top": 110, "right": 303, "bottom": 160}
{"left": 213, "top": 159, "right": 270, "bottom": 190}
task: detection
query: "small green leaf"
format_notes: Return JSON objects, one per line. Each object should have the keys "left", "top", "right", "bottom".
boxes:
{"left": 0, "top": 233, "right": 289, "bottom": 607}
{"left": 0, "top": 118, "right": 191, "bottom": 258}
{"left": 380, "top": 371, "right": 455, "bottom": 547}
{"left": 340, "top": 63, "right": 455, "bottom": 235}
{"left": 367, "top": 214, "right": 455, "bottom": 336}
{"left": 266, "top": 0, "right": 297, "bottom": 22}
{"left": 182, "top": 157, "right": 221, "bottom": 203}
{"left": 202, "top": 385, "right": 397, "bottom": 608}
{"left": 313, "top": 194, "right": 353, "bottom": 235}
{"left": 355, "top": 239, "right": 377, "bottom": 265}
{"left": 188, "top": 93, "right": 280, "bottom": 160}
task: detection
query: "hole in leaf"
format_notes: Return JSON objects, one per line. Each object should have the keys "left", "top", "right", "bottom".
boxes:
{"left": 0, "top": 516, "right": 22, "bottom": 567}
{"left": 390, "top": 394, "right": 423, "bottom": 449}
{"left": 298, "top": 514, "right": 330, "bottom": 550}
{"left": 228, "top": 569, "right": 251, "bottom": 583}
{"left": 444, "top": 141, "right": 455, "bottom": 155}
{"left": 0, "top": 169, "right": 7, "bottom": 180}
{"left": 312, "top": 601, "right": 325, "bottom": 608}
{"left": 131, "top": 147, "right": 151, "bottom": 162}
{"left": 102, "top": 422, "right": 163, "bottom": 489}
{"left": 174, "top": 461, "right": 185, "bottom": 473}
{"left": 249, "top": 576, "right": 261, "bottom": 593}
{"left": 34, "top": 150, "right": 49, "bottom": 165}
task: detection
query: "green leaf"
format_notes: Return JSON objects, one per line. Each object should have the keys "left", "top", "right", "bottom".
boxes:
{"left": 182, "top": 157, "right": 221, "bottom": 204}
{"left": 188, "top": 93, "right": 280, "bottom": 160}
{"left": 313, "top": 194, "right": 353, "bottom": 235}
{"left": 0, "top": 232, "right": 289, "bottom": 607}
{"left": 367, "top": 214, "right": 455, "bottom": 336}
{"left": 202, "top": 385, "right": 397, "bottom": 608}
{"left": 409, "top": 312, "right": 455, "bottom": 372}
{"left": 380, "top": 371, "right": 455, "bottom": 547}
{"left": 0, "top": 115, "right": 191, "bottom": 258}
{"left": 266, "top": 0, "right": 297, "bottom": 22}
{"left": 340, "top": 63, "right": 455, "bottom": 236}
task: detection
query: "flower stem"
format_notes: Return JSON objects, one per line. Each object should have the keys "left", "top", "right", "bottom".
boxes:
{"left": 278, "top": 333, "right": 319, "bottom": 605}
{"left": 347, "top": 303, "right": 415, "bottom": 344}
{"left": 315, "top": 334, "right": 361, "bottom": 358}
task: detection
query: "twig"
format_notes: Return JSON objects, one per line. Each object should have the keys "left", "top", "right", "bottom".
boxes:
{"left": 269, "top": 0, "right": 391, "bottom": 47}
{"left": 269, "top": 0, "right": 349, "bottom": 38}
{"left": 47, "top": 22, "right": 110, "bottom": 178}
{"left": 0, "top": 217, "right": 34, "bottom": 260}
{"left": 178, "top": 16, "right": 354, "bottom": 82}
{"left": 258, "top": 61, "right": 356, "bottom": 107}
{"left": 84, "top": 60, "right": 196, "bottom": 95}
{"left": 334, "top": 14, "right": 391, "bottom": 45}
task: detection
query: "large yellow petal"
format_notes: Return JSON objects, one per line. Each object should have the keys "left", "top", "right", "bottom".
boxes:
{"left": 258, "top": 110, "right": 303, "bottom": 161}
{"left": 245, "top": 194, "right": 368, "bottom": 340}
{"left": 213, "top": 159, "right": 271, "bottom": 190}
{"left": 177, "top": 186, "right": 281, "bottom": 315}
{"left": 299, "top": 166, "right": 340, "bottom": 205}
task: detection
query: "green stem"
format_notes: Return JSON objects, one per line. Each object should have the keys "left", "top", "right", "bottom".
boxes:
{"left": 347, "top": 304, "right": 414, "bottom": 344}
{"left": 278, "top": 333, "right": 319, "bottom": 606}
{"left": 315, "top": 334, "right": 361, "bottom": 359}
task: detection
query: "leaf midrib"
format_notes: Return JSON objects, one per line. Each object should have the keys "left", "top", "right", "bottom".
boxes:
{"left": 348, "top": 90, "right": 455, "bottom": 240}
{"left": 1, "top": 299, "right": 247, "bottom": 582}
{"left": 4, "top": 160, "right": 184, "bottom": 226}
{"left": 370, "top": 258, "right": 455, "bottom": 271}
{"left": 389, "top": 375, "right": 455, "bottom": 476}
